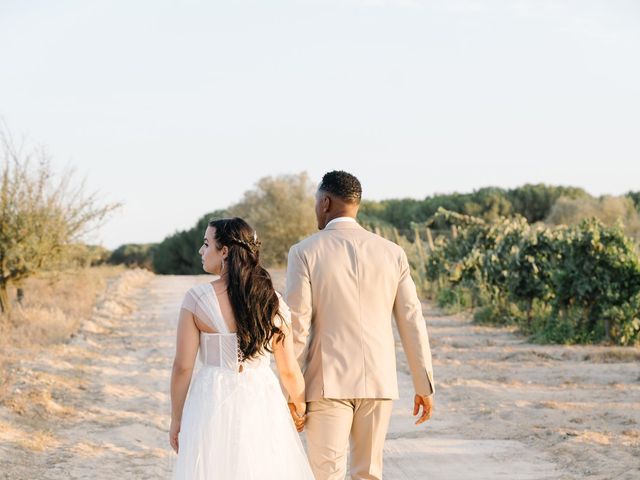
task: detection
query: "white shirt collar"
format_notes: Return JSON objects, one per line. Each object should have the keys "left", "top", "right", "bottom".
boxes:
{"left": 326, "top": 217, "right": 357, "bottom": 228}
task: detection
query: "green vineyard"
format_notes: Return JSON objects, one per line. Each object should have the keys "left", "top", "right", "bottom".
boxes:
{"left": 368, "top": 208, "right": 640, "bottom": 346}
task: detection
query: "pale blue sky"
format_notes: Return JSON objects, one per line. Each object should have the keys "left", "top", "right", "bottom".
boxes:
{"left": 1, "top": 0, "right": 638, "bottom": 249}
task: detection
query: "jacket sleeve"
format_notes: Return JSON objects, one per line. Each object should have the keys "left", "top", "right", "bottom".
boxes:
{"left": 392, "top": 249, "right": 435, "bottom": 396}
{"left": 284, "top": 244, "right": 313, "bottom": 373}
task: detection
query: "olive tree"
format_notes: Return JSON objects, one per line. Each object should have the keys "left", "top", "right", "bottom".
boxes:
{"left": 230, "top": 172, "right": 317, "bottom": 266}
{"left": 0, "top": 129, "right": 121, "bottom": 314}
{"left": 546, "top": 195, "right": 640, "bottom": 238}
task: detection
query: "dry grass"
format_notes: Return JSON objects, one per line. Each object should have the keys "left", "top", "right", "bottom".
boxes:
{"left": 0, "top": 269, "right": 164, "bottom": 477}
{"left": 0, "top": 265, "right": 125, "bottom": 348}
{"left": 0, "top": 420, "right": 61, "bottom": 452}
{"left": 0, "top": 266, "right": 153, "bottom": 465}
{"left": 0, "top": 265, "right": 126, "bottom": 420}
{"left": 583, "top": 349, "right": 640, "bottom": 363}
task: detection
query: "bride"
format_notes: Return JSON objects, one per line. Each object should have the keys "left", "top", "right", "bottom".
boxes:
{"left": 169, "top": 217, "right": 314, "bottom": 479}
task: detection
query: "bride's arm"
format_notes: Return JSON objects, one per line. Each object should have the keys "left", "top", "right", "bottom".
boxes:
{"left": 169, "top": 308, "right": 200, "bottom": 452}
{"left": 273, "top": 319, "right": 306, "bottom": 423}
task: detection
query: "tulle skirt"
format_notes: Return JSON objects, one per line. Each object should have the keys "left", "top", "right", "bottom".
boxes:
{"left": 172, "top": 364, "right": 314, "bottom": 479}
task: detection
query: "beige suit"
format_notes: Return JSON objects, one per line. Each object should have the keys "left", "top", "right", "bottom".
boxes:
{"left": 285, "top": 220, "right": 434, "bottom": 480}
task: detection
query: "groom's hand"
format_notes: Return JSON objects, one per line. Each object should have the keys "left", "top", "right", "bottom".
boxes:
{"left": 288, "top": 402, "right": 306, "bottom": 432}
{"left": 413, "top": 394, "right": 433, "bottom": 425}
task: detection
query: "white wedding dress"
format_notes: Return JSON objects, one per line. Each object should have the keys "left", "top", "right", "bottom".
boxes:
{"left": 172, "top": 283, "right": 314, "bottom": 479}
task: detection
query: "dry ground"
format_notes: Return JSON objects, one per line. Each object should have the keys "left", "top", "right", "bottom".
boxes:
{"left": 0, "top": 270, "right": 638, "bottom": 479}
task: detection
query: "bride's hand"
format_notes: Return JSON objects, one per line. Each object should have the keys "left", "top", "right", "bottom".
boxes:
{"left": 288, "top": 403, "right": 306, "bottom": 432}
{"left": 169, "top": 419, "right": 181, "bottom": 453}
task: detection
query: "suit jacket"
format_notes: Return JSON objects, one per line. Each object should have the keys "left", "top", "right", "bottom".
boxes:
{"left": 285, "top": 220, "right": 434, "bottom": 401}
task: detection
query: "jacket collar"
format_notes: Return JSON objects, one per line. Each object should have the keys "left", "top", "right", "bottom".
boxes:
{"left": 323, "top": 220, "right": 363, "bottom": 231}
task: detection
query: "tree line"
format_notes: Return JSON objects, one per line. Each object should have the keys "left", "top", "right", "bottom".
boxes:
{"left": 3, "top": 126, "right": 639, "bottom": 344}
{"left": 115, "top": 182, "right": 640, "bottom": 274}
{"left": 360, "top": 184, "right": 640, "bottom": 237}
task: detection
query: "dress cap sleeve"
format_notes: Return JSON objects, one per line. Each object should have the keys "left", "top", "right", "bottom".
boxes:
{"left": 180, "top": 288, "right": 199, "bottom": 314}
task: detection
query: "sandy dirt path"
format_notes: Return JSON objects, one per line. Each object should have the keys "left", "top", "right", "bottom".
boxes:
{"left": 385, "top": 304, "right": 639, "bottom": 480}
{"left": 1, "top": 270, "right": 639, "bottom": 479}
{"left": 1, "top": 270, "right": 190, "bottom": 478}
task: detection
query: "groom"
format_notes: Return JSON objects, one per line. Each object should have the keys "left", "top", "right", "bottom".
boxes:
{"left": 285, "top": 170, "right": 435, "bottom": 480}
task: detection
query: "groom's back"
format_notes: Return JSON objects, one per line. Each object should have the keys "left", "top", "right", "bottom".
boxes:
{"left": 286, "top": 220, "right": 410, "bottom": 401}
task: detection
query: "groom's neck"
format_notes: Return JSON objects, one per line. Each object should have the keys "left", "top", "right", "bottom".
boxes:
{"left": 325, "top": 212, "right": 356, "bottom": 223}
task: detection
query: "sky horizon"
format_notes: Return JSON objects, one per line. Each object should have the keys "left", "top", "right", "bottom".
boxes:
{"left": 1, "top": 0, "right": 638, "bottom": 249}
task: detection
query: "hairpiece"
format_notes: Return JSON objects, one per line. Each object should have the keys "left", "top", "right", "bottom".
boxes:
{"left": 231, "top": 236, "right": 260, "bottom": 256}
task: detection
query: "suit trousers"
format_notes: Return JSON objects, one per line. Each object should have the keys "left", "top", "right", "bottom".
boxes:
{"left": 305, "top": 398, "right": 393, "bottom": 480}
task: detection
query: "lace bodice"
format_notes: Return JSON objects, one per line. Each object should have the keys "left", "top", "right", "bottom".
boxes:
{"left": 180, "top": 283, "right": 290, "bottom": 371}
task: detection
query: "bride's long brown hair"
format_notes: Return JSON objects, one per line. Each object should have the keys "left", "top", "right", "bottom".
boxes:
{"left": 210, "top": 217, "right": 284, "bottom": 360}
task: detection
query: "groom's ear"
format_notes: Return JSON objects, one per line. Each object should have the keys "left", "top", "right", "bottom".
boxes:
{"left": 322, "top": 194, "right": 331, "bottom": 213}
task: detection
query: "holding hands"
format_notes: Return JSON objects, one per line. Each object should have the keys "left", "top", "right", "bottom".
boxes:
{"left": 288, "top": 402, "right": 307, "bottom": 432}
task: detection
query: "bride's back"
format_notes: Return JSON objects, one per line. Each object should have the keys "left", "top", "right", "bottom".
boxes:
{"left": 181, "top": 281, "right": 279, "bottom": 371}
{"left": 196, "top": 281, "right": 237, "bottom": 334}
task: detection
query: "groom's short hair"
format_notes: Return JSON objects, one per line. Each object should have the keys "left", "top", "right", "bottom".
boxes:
{"left": 319, "top": 171, "right": 362, "bottom": 204}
